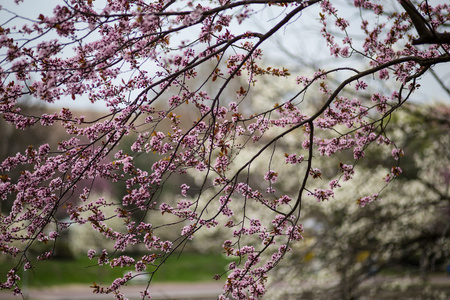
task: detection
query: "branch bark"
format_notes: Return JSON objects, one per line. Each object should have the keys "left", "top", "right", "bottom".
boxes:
{"left": 399, "top": 0, "right": 450, "bottom": 45}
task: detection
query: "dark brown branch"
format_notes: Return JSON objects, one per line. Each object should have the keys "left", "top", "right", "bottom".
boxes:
{"left": 399, "top": 0, "right": 450, "bottom": 45}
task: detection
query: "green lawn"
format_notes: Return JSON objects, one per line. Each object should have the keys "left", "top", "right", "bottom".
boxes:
{"left": 0, "top": 252, "right": 233, "bottom": 288}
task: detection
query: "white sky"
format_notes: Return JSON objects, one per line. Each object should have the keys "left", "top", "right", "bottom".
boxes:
{"left": 1, "top": 0, "right": 449, "bottom": 112}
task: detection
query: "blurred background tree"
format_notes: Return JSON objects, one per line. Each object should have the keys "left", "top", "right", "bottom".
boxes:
{"left": 186, "top": 73, "right": 450, "bottom": 298}
{"left": 265, "top": 104, "right": 450, "bottom": 299}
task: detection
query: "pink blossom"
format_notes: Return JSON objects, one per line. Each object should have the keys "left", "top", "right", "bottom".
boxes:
{"left": 392, "top": 148, "right": 404, "bottom": 160}
{"left": 87, "top": 249, "right": 96, "bottom": 260}
{"left": 264, "top": 170, "right": 278, "bottom": 183}
{"left": 308, "top": 188, "right": 334, "bottom": 202}
{"left": 180, "top": 183, "right": 190, "bottom": 197}
{"left": 357, "top": 193, "right": 380, "bottom": 207}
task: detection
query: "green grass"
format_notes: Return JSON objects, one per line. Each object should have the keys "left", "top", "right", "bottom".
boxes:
{"left": 153, "top": 252, "right": 232, "bottom": 282}
{"left": 0, "top": 252, "right": 233, "bottom": 288}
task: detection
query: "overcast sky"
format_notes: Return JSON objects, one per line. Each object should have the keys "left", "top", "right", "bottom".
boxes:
{"left": 1, "top": 0, "right": 449, "bottom": 112}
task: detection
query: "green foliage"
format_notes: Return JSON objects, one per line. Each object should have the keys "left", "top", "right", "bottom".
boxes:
{"left": 0, "top": 252, "right": 232, "bottom": 287}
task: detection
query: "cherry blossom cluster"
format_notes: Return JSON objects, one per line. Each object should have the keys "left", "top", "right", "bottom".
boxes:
{"left": 1, "top": 0, "right": 449, "bottom": 299}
